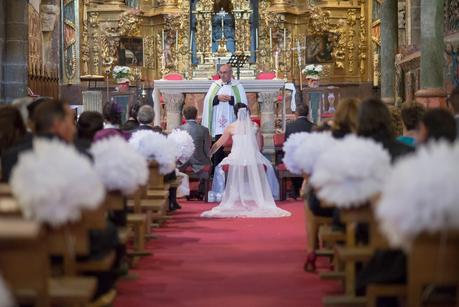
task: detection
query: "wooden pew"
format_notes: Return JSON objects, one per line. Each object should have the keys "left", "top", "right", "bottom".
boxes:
{"left": 323, "top": 204, "right": 374, "bottom": 306}
{"left": 0, "top": 218, "right": 97, "bottom": 306}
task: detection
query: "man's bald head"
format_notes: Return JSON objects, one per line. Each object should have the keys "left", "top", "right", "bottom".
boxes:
{"left": 218, "top": 64, "right": 233, "bottom": 83}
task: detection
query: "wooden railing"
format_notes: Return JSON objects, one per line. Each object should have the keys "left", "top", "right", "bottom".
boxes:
{"left": 28, "top": 63, "right": 59, "bottom": 98}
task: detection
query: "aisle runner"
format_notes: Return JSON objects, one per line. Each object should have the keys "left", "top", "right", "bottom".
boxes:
{"left": 115, "top": 201, "right": 339, "bottom": 307}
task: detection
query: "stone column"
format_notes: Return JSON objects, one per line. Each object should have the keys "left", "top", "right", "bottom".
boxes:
{"left": 380, "top": 0, "right": 398, "bottom": 104}
{"left": 258, "top": 91, "right": 277, "bottom": 157}
{"left": 0, "top": 0, "right": 5, "bottom": 103}
{"left": 3, "top": 0, "right": 29, "bottom": 103}
{"left": 163, "top": 91, "right": 184, "bottom": 132}
{"left": 415, "top": 0, "right": 446, "bottom": 108}
{"left": 407, "top": 0, "right": 421, "bottom": 47}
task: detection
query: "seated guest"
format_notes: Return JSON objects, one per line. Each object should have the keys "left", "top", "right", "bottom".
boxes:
{"left": 136, "top": 105, "right": 156, "bottom": 131}
{"left": 388, "top": 105, "right": 404, "bottom": 137}
{"left": 1, "top": 99, "right": 79, "bottom": 182}
{"left": 397, "top": 102, "right": 425, "bottom": 147}
{"left": 356, "top": 98, "right": 415, "bottom": 304}
{"left": 331, "top": 98, "right": 360, "bottom": 139}
{"left": 94, "top": 102, "right": 126, "bottom": 141}
{"left": 357, "top": 98, "right": 414, "bottom": 162}
{"left": 75, "top": 111, "right": 104, "bottom": 149}
{"left": 417, "top": 108, "right": 457, "bottom": 144}
{"left": 178, "top": 106, "right": 212, "bottom": 200}
{"left": 285, "top": 104, "right": 315, "bottom": 198}
{"left": 0, "top": 106, "right": 27, "bottom": 160}
{"left": 122, "top": 103, "right": 140, "bottom": 132}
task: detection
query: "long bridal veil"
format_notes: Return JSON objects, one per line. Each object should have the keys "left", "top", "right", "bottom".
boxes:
{"left": 202, "top": 108, "right": 290, "bottom": 218}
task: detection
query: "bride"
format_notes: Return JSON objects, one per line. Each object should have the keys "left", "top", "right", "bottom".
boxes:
{"left": 201, "top": 104, "right": 291, "bottom": 218}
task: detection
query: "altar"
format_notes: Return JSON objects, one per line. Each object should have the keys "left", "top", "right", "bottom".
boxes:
{"left": 153, "top": 79, "right": 285, "bottom": 154}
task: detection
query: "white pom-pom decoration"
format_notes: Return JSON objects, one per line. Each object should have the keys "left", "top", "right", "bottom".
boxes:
{"left": 292, "top": 132, "right": 337, "bottom": 175}
{"left": 129, "top": 130, "right": 177, "bottom": 174}
{"left": 376, "top": 141, "right": 459, "bottom": 250}
{"left": 90, "top": 136, "right": 148, "bottom": 195}
{"left": 10, "top": 139, "right": 105, "bottom": 227}
{"left": 310, "top": 135, "right": 391, "bottom": 208}
{"left": 168, "top": 129, "right": 195, "bottom": 163}
{"left": 282, "top": 132, "right": 310, "bottom": 174}
{"left": 0, "top": 275, "right": 14, "bottom": 307}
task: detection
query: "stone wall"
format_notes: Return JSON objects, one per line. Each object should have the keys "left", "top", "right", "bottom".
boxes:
{"left": 0, "top": 0, "right": 5, "bottom": 103}
{"left": 3, "top": 0, "right": 28, "bottom": 103}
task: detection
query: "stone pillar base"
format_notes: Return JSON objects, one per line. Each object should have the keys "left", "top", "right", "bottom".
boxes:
{"left": 415, "top": 88, "right": 446, "bottom": 109}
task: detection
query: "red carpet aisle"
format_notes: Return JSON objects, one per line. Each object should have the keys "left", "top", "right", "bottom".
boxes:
{"left": 115, "top": 200, "right": 340, "bottom": 307}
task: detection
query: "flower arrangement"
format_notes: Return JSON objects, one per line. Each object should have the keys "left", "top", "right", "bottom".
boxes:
{"left": 90, "top": 136, "right": 149, "bottom": 195}
{"left": 376, "top": 142, "right": 459, "bottom": 250}
{"left": 112, "top": 66, "right": 131, "bottom": 83}
{"left": 310, "top": 135, "right": 391, "bottom": 208}
{"left": 302, "top": 64, "right": 323, "bottom": 80}
{"left": 282, "top": 132, "right": 311, "bottom": 175}
{"left": 129, "top": 130, "right": 177, "bottom": 174}
{"left": 10, "top": 139, "right": 105, "bottom": 227}
{"left": 168, "top": 129, "right": 195, "bottom": 164}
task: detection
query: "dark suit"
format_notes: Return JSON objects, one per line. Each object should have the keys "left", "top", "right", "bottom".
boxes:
{"left": 178, "top": 120, "right": 211, "bottom": 174}
{"left": 285, "top": 116, "right": 314, "bottom": 141}
{"left": 284, "top": 116, "right": 314, "bottom": 198}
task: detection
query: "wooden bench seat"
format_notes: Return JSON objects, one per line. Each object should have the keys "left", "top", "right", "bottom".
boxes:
{"left": 335, "top": 246, "right": 374, "bottom": 262}
{"left": 323, "top": 295, "right": 366, "bottom": 306}
{"left": 76, "top": 251, "right": 116, "bottom": 272}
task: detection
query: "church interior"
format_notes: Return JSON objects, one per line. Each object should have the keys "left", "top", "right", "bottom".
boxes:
{"left": 0, "top": 0, "right": 459, "bottom": 306}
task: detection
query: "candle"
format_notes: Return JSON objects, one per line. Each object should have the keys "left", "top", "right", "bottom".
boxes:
{"left": 269, "top": 29, "right": 273, "bottom": 50}
{"left": 162, "top": 51, "right": 165, "bottom": 68}
{"left": 255, "top": 28, "right": 258, "bottom": 50}
{"left": 283, "top": 28, "right": 286, "bottom": 50}
{"left": 190, "top": 31, "right": 193, "bottom": 51}
{"left": 175, "top": 30, "right": 178, "bottom": 53}
{"left": 275, "top": 51, "right": 279, "bottom": 69}
{"left": 162, "top": 29, "right": 165, "bottom": 50}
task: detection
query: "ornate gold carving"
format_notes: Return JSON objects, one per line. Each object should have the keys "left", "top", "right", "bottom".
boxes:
{"left": 144, "top": 35, "right": 156, "bottom": 69}
{"left": 358, "top": 6, "right": 367, "bottom": 76}
{"left": 119, "top": 10, "right": 142, "bottom": 36}
{"left": 88, "top": 12, "right": 100, "bottom": 75}
{"left": 333, "top": 19, "right": 346, "bottom": 69}
{"left": 346, "top": 9, "right": 357, "bottom": 73}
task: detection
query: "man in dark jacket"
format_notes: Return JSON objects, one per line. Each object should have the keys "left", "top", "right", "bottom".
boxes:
{"left": 284, "top": 103, "right": 314, "bottom": 198}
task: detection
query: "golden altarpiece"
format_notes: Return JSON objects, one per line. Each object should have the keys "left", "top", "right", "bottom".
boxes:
{"left": 73, "top": 0, "right": 374, "bottom": 85}
{"left": 70, "top": 0, "right": 376, "bottom": 150}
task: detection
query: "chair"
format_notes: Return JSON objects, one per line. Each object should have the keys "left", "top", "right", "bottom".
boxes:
{"left": 184, "top": 164, "right": 211, "bottom": 202}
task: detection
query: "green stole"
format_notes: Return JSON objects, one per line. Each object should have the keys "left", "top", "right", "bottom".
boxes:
{"left": 205, "top": 82, "right": 242, "bottom": 134}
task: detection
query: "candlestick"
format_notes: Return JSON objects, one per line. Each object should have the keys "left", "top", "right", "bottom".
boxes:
{"left": 162, "top": 51, "right": 165, "bottom": 68}
{"left": 283, "top": 28, "right": 286, "bottom": 50}
{"left": 162, "top": 29, "right": 165, "bottom": 50}
{"left": 269, "top": 28, "right": 272, "bottom": 49}
{"left": 275, "top": 51, "right": 279, "bottom": 70}
{"left": 255, "top": 28, "right": 258, "bottom": 50}
{"left": 190, "top": 31, "right": 193, "bottom": 51}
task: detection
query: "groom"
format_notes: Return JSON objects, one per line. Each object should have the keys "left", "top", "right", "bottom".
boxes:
{"left": 201, "top": 64, "right": 248, "bottom": 168}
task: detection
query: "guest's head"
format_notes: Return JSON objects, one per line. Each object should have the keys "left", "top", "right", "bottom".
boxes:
{"left": 357, "top": 98, "right": 394, "bottom": 143}
{"left": 128, "top": 103, "right": 140, "bottom": 121}
{"left": 26, "top": 97, "right": 50, "bottom": 131}
{"left": 332, "top": 98, "right": 360, "bottom": 136}
{"left": 102, "top": 101, "right": 122, "bottom": 126}
{"left": 417, "top": 108, "right": 457, "bottom": 144}
{"left": 137, "top": 105, "right": 155, "bottom": 125}
{"left": 0, "top": 106, "right": 27, "bottom": 155}
{"left": 314, "top": 121, "right": 333, "bottom": 132}
{"left": 33, "top": 99, "right": 76, "bottom": 142}
{"left": 183, "top": 105, "right": 198, "bottom": 121}
{"left": 296, "top": 103, "right": 309, "bottom": 118}
{"left": 233, "top": 102, "right": 249, "bottom": 117}
{"left": 400, "top": 102, "right": 425, "bottom": 133}
{"left": 77, "top": 111, "right": 104, "bottom": 141}
{"left": 218, "top": 64, "right": 233, "bottom": 83}
{"left": 447, "top": 85, "right": 459, "bottom": 115}
{"left": 388, "top": 105, "right": 403, "bottom": 137}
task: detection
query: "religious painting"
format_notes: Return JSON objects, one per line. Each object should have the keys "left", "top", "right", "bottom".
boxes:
{"left": 62, "top": 0, "right": 78, "bottom": 83}
{"left": 445, "top": 42, "right": 459, "bottom": 93}
{"left": 445, "top": 0, "right": 459, "bottom": 35}
{"left": 305, "top": 33, "right": 336, "bottom": 64}
{"left": 118, "top": 37, "right": 143, "bottom": 66}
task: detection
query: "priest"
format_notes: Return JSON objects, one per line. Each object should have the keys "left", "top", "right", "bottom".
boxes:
{"left": 202, "top": 64, "right": 248, "bottom": 168}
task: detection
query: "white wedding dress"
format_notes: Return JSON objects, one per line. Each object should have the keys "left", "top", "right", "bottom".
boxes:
{"left": 201, "top": 109, "right": 291, "bottom": 218}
